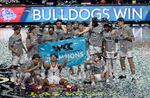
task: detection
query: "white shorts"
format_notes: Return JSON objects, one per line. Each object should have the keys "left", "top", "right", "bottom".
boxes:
{"left": 12, "top": 55, "right": 24, "bottom": 65}
{"left": 120, "top": 50, "right": 133, "bottom": 58}
{"left": 47, "top": 75, "right": 61, "bottom": 84}
{"left": 94, "top": 74, "right": 102, "bottom": 81}
{"left": 89, "top": 45, "right": 102, "bottom": 55}
{"left": 105, "top": 51, "right": 116, "bottom": 59}
{"left": 40, "top": 72, "right": 46, "bottom": 79}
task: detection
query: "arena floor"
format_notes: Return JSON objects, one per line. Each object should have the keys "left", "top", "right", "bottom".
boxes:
{"left": 0, "top": 26, "right": 150, "bottom": 98}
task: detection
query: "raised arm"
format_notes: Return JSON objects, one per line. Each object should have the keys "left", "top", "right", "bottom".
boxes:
{"left": 26, "top": 64, "right": 41, "bottom": 72}
{"left": 62, "top": 25, "right": 67, "bottom": 34}
{"left": 58, "top": 58, "right": 67, "bottom": 68}
{"left": 78, "top": 27, "right": 91, "bottom": 35}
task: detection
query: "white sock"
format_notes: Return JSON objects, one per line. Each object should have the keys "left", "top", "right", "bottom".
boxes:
{"left": 122, "top": 70, "right": 126, "bottom": 76}
{"left": 106, "top": 79, "right": 109, "bottom": 82}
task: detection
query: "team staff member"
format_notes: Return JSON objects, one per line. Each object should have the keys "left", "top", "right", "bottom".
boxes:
{"left": 117, "top": 17, "right": 136, "bottom": 80}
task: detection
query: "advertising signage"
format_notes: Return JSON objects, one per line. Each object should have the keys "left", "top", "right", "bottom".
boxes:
{"left": 0, "top": 6, "right": 149, "bottom": 23}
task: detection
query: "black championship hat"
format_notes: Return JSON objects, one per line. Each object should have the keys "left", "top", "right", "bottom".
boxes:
{"left": 104, "top": 22, "right": 113, "bottom": 28}
{"left": 117, "top": 17, "right": 125, "bottom": 22}
{"left": 13, "top": 25, "right": 21, "bottom": 30}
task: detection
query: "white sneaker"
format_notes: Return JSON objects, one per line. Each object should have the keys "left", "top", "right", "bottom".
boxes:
{"left": 106, "top": 79, "right": 109, "bottom": 83}
{"left": 91, "top": 81, "right": 95, "bottom": 85}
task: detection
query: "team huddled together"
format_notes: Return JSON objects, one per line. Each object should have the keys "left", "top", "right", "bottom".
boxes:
{"left": 8, "top": 17, "right": 136, "bottom": 90}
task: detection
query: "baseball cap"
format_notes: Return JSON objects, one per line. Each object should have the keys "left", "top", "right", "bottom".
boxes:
{"left": 13, "top": 25, "right": 21, "bottom": 30}
{"left": 117, "top": 17, "right": 124, "bottom": 22}
{"left": 104, "top": 22, "right": 113, "bottom": 28}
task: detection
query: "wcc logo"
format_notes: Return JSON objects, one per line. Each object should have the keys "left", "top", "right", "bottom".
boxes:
{"left": 0, "top": 8, "right": 16, "bottom": 21}
{"left": 52, "top": 42, "right": 73, "bottom": 51}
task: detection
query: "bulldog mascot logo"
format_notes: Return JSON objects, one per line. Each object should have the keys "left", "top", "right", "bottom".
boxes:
{"left": 0, "top": 8, "right": 16, "bottom": 21}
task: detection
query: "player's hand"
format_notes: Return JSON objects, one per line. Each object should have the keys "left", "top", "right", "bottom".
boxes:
{"left": 74, "top": 33, "right": 80, "bottom": 36}
{"left": 10, "top": 65, "right": 19, "bottom": 69}
{"left": 63, "top": 57, "right": 67, "bottom": 67}
{"left": 32, "top": 42, "right": 38, "bottom": 45}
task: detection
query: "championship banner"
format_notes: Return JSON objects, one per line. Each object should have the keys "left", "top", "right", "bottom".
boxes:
{"left": 0, "top": 6, "right": 150, "bottom": 22}
{"left": 38, "top": 37, "right": 87, "bottom": 67}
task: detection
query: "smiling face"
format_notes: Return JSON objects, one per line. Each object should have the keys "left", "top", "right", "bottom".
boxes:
{"left": 94, "top": 55, "right": 100, "bottom": 62}
{"left": 73, "top": 22, "right": 79, "bottom": 30}
{"left": 78, "top": 24, "right": 84, "bottom": 31}
{"left": 14, "top": 28, "right": 21, "bottom": 35}
{"left": 93, "top": 53, "right": 102, "bottom": 63}
{"left": 49, "top": 28, "right": 54, "bottom": 34}
{"left": 56, "top": 21, "right": 62, "bottom": 28}
{"left": 118, "top": 21, "right": 124, "bottom": 27}
{"left": 33, "top": 58, "right": 40, "bottom": 65}
{"left": 104, "top": 26, "right": 110, "bottom": 32}
{"left": 31, "top": 28, "right": 37, "bottom": 34}
{"left": 51, "top": 54, "right": 57, "bottom": 62}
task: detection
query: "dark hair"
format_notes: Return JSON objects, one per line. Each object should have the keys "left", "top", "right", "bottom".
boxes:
{"left": 94, "top": 52, "right": 102, "bottom": 59}
{"left": 101, "top": 17, "right": 109, "bottom": 22}
{"left": 32, "top": 54, "right": 41, "bottom": 60}
{"left": 49, "top": 25, "right": 54, "bottom": 30}
{"left": 56, "top": 19, "right": 63, "bottom": 23}
{"left": 28, "top": 26, "right": 36, "bottom": 32}
{"left": 117, "top": 17, "right": 124, "bottom": 22}
{"left": 39, "top": 23, "right": 45, "bottom": 28}
{"left": 78, "top": 21, "right": 85, "bottom": 26}
{"left": 92, "top": 17, "right": 98, "bottom": 22}
{"left": 50, "top": 54, "right": 58, "bottom": 58}
{"left": 104, "top": 22, "right": 113, "bottom": 28}
{"left": 13, "top": 25, "right": 21, "bottom": 30}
